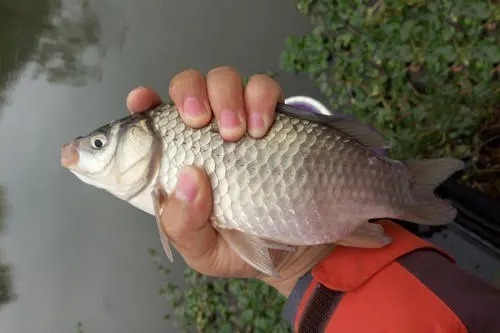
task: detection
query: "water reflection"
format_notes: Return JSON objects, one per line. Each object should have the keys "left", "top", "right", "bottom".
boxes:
{"left": 0, "top": 0, "right": 101, "bottom": 313}
{"left": 0, "top": 186, "right": 13, "bottom": 308}
{"left": 0, "top": 1, "right": 322, "bottom": 330}
{"left": 0, "top": 263, "right": 13, "bottom": 309}
{"left": 0, "top": 0, "right": 102, "bottom": 110}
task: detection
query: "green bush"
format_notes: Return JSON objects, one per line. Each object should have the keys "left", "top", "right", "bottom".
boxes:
{"left": 150, "top": 249, "right": 290, "bottom": 333}
{"left": 281, "top": 0, "right": 499, "bottom": 162}
{"left": 155, "top": 1, "right": 499, "bottom": 332}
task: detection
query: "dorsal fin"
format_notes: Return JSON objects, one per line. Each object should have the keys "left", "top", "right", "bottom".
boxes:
{"left": 276, "top": 103, "right": 391, "bottom": 149}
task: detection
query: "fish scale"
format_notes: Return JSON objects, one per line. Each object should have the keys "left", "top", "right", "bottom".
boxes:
{"left": 149, "top": 103, "right": 407, "bottom": 245}
{"left": 62, "top": 102, "right": 464, "bottom": 275}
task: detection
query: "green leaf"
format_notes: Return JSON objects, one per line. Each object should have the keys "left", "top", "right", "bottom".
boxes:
{"left": 400, "top": 20, "right": 415, "bottom": 41}
{"left": 220, "top": 323, "right": 232, "bottom": 333}
{"left": 434, "top": 45, "right": 457, "bottom": 62}
{"left": 468, "top": 2, "right": 490, "bottom": 19}
{"left": 241, "top": 309, "right": 254, "bottom": 322}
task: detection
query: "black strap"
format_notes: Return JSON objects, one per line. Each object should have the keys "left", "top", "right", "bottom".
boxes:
{"left": 298, "top": 284, "right": 343, "bottom": 333}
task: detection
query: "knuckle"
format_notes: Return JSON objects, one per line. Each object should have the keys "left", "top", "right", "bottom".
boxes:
{"left": 248, "top": 73, "right": 274, "bottom": 84}
{"left": 169, "top": 68, "right": 203, "bottom": 95}
{"left": 246, "top": 75, "right": 282, "bottom": 101}
{"left": 207, "top": 66, "right": 240, "bottom": 80}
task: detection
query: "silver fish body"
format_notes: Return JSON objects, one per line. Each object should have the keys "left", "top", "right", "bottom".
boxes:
{"left": 61, "top": 102, "right": 464, "bottom": 275}
{"left": 151, "top": 105, "right": 407, "bottom": 245}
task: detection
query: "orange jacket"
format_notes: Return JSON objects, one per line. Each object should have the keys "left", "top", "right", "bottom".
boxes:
{"left": 282, "top": 220, "right": 500, "bottom": 333}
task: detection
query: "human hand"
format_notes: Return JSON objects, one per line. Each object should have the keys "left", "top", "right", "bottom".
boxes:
{"left": 126, "top": 67, "right": 334, "bottom": 296}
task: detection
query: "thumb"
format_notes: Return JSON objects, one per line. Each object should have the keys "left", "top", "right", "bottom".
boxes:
{"left": 160, "top": 165, "right": 218, "bottom": 265}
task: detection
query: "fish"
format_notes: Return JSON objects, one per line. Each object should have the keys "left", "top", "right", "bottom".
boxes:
{"left": 60, "top": 101, "right": 464, "bottom": 277}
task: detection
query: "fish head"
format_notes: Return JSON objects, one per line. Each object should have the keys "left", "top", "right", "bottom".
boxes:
{"left": 61, "top": 113, "right": 160, "bottom": 198}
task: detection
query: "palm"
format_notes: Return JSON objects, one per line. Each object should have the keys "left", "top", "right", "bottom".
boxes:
{"left": 186, "top": 233, "right": 262, "bottom": 278}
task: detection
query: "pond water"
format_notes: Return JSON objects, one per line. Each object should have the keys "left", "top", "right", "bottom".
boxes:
{"left": 0, "top": 1, "right": 498, "bottom": 333}
{"left": 0, "top": 1, "right": 321, "bottom": 332}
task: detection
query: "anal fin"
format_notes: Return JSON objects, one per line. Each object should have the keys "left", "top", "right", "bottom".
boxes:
{"left": 217, "top": 229, "right": 293, "bottom": 278}
{"left": 337, "top": 223, "right": 392, "bottom": 248}
{"left": 152, "top": 184, "right": 174, "bottom": 262}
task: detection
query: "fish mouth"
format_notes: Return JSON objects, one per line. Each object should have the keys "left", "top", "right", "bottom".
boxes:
{"left": 60, "top": 142, "right": 80, "bottom": 169}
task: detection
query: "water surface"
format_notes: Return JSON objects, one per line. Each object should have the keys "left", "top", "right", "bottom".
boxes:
{"left": 0, "top": 1, "right": 320, "bottom": 332}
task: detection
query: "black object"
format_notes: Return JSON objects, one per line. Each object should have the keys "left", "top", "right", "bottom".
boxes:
{"left": 391, "top": 163, "right": 500, "bottom": 259}
{"left": 393, "top": 163, "right": 500, "bottom": 259}
{"left": 435, "top": 169, "right": 500, "bottom": 258}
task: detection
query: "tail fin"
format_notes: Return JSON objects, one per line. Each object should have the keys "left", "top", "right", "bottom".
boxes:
{"left": 399, "top": 158, "right": 465, "bottom": 226}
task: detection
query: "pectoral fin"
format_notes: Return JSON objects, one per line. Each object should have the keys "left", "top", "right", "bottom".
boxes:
{"left": 217, "top": 229, "right": 294, "bottom": 278}
{"left": 262, "top": 240, "right": 296, "bottom": 252}
{"left": 152, "top": 184, "right": 174, "bottom": 262}
{"left": 336, "top": 223, "right": 392, "bottom": 248}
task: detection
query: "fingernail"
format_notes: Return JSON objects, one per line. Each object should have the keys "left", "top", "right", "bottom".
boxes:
{"left": 182, "top": 97, "right": 206, "bottom": 118}
{"left": 174, "top": 168, "right": 198, "bottom": 203}
{"left": 248, "top": 112, "right": 266, "bottom": 138}
{"left": 130, "top": 86, "right": 146, "bottom": 95}
{"left": 126, "top": 86, "right": 146, "bottom": 111}
{"left": 220, "top": 109, "right": 241, "bottom": 130}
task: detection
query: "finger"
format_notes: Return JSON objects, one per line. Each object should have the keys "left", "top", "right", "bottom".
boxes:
{"left": 169, "top": 69, "right": 212, "bottom": 128}
{"left": 160, "top": 166, "right": 218, "bottom": 266}
{"left": 126, "top": 86, "right": 162, "bottom": 113}
{"left": 206, "top": 66, "right": 246, "bottom": 141}
{"left": 245, "top": 74, "right": 284, "bottom": 138}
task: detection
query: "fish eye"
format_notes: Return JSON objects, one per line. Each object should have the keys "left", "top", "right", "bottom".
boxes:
{"left": 90, "top": 134, "right": 107, "bottom": 149}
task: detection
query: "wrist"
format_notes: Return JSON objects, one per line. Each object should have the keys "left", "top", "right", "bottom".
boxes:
{"left": 259, "top": 244, "right": 335, "bottom": 297}
{"left": 260, "top": 274, "right": 300, "bottom": 297}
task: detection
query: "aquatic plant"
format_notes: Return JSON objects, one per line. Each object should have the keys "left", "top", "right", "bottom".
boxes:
{"left": 281, "top": 0, "right": 500, "bottom": 197}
